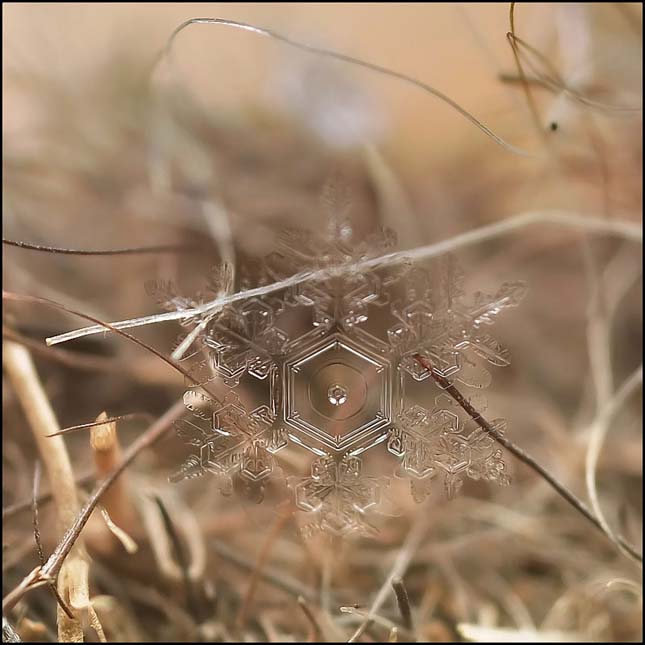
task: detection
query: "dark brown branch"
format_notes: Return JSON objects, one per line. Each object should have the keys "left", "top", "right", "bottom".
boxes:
{"left": 2, "top": 238, "right": 207, "bottom": 256}
{"left": 391, "top": 577, "right": 413, "bottom": 632}
{"left": 414, "top": 354, "right": 642, "bottom": 564}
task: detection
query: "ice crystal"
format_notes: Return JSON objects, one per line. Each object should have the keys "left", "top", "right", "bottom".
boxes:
{"left": 291, "top": 454, "right": 383, "bottom": 536}
{"left": 157, "top": 187, "right": 526, "bottom": 535}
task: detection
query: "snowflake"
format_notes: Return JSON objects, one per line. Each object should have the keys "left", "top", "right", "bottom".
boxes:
{"left": 170, "top": 390, "right": 287, "bottom": 500}
{"left": 156, "top": 184, "right": 526, "bottom": 535}
{"left": 290, "top": 454, "right": 383, "bottom": 536}
{"left": 387, "top": 405, "right": 510, "bottom": 501}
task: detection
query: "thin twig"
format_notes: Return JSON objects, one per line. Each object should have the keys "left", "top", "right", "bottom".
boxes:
{"left": 2, "top": 238, "right": 208, "bottom": 256}
{"left": 47, "top": 413, "right": 155, "bottom": 438}
{"left": 585, "top": 366, "right": 643, "bottom": 561}
{"left": 46, "top": 210, "right": 642, "bottom": 347}
{"left": 507, "top": 3, "right": 546, "bottom": 137}
{"left": 3, "top": 327, "right": 121, "bottom": 373}
{"left": 505, "top": 31, "right": 641, "bottom": 113}
{"left": 413, "top": 354, "right": 642, "bottom": 564}
{"left": 3, "top": 290, "right": 221, "bottom": 403}
{"left": 32, "top": 463, "right": 76, "bottom": 621}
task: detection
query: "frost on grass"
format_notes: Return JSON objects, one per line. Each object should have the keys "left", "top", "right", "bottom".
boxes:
{"left": 155, "top": 185, "right": 526, "bottom": 535}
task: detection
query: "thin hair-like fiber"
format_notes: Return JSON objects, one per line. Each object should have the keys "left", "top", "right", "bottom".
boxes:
{"left": 154, "top": 17, "right": 533, "bottom": 157}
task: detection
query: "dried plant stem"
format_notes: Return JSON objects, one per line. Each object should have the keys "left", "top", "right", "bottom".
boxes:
{"left": 2, "top": 238, "right": 207, "bottom": 256}
{"left": 1, "top": 399, "right": 186, "bottom": 614}
{"left": 505, "top": 30, "right": 640, "bottom": 113}
{"left": 90, "top": 413, "right": 139, "bottom": 542}
{"left": 2, "top": 327, "right": 121, "bottom": 373}
{"left": 413, "top": 354, "right": 642, "bottom": 564}
{"left": 2, "top": 341, "right": 89, "bottom": 639}
{"left": 3, "top": 342, "right": 80, "bottom": 533}
{"left": 581, "top": 239, "right": 615, "bottom": 537}
{"left": 49, "top": 413, "right": 154, "bottom": 438}
{"left": 585, "top": 366, "right": 643, "bottom": 561}
{"left": 46, "top": 209, "right": 642, "bottom": 347}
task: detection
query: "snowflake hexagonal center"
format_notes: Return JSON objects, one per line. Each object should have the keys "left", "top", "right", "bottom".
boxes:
{"left": 285, "top": 333, "right": 391, "bottom": 453}
{"left": 327, "top": 383, "right": 349, "bottom": 407}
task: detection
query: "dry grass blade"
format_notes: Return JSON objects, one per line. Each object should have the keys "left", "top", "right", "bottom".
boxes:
{"left": 2, "top": 340, "right": 90, "bottom": 638}
{"left": 3, "top": 6, "right": 641, "bottom": 641}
